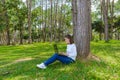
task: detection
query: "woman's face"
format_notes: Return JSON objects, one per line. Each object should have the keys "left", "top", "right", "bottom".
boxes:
{"left": 64, "top": 38, "right": 70, "bottom": 44}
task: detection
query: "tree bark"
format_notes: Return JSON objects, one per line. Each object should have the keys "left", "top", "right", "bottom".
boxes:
{"left": 50, "top": 0, "right": 53, "bottom": 42}
{"left": 102, "top": 0, "right": 109, "bottom": 42}
{"left": 100, "top": 0, "right": 103, "bottom": 40}
{"left": 41, "top": 0, "right": 46, "bottom": 42}
{"left": 20, "top": 24, "right": 23, "bottom": 44}
{"left": 88, "top": 0, "right": 92, "bottom": 41}
{"left": 110, "top": 0, "right": 114, "bottom": 39}
{"left": 3, "top": 0, "right": 10, "bottom": 45}
{"left": 72, "top": 0, "right": 90, "bottom": 58}
{"left": 27, "top": 0, "right": 32, "bottom": 44}
{"left": 54, "top": 0, "right": 58, "bottom": 41}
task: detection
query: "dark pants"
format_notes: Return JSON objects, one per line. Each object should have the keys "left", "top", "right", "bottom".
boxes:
{"left": 44, "top": 53, "right": 74, "bottom": 66}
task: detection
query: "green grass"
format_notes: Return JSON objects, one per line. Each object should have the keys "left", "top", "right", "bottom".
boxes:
{"left": 0, "top": 40, "right": 120, "bottom": 80}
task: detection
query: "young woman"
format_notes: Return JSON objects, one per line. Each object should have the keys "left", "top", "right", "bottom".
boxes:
{"left": 37, "top": 34, "right": 77, "bottom": 69}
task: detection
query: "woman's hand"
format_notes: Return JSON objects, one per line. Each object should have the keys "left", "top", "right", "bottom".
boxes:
{"left": 58, "top": 52, "right": 67, "bottom": 56}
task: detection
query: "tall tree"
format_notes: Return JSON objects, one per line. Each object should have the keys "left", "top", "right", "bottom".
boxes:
{"left": 110, "top": 0, "right": 114, "bottom": 39}
{"left": 100, "top": 0, "right": 103, "bottom": 40}
{"left": 4, "top": 0, "right": 10, "bottom": 45}
{"left": 101, "top": 0, "right": 109, "bottom": 42}
{"left": 27, "top": 0, "right": 32, "bottom": 44}
{"left": 72, "top": 0, "right": 91, "bottom": 58}
{"left": 41, "top": 0, "right": 46, "bottom": 42}
{"left": 88, "top": 0, "right": 92, "bottom": 41}
{"left": 53, "top": 0, "right": 58, "bottom": 41}
{"left": 50, "top": 0, "right": 53, "bottom": 42}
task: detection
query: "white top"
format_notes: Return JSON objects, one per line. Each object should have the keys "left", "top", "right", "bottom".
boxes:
{"left": 66, "top": 44, "right": 77, "bottom": 60}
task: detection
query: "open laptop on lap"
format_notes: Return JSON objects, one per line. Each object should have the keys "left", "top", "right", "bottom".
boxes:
{"left": 53, "top": 44, "right": 59, "bottom": 53}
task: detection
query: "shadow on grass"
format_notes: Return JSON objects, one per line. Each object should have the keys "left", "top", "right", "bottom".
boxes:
{"left": 0, "top": 41, "right": 120, "bottom": 80}
{"left": 0, "top": 44, "right": 54, "bottom": 66}
{"left": 91, "top": 41, "right": 120, "bottom": 63}
{"left": 1, "top": 57, "right": 119, "bottom": 80}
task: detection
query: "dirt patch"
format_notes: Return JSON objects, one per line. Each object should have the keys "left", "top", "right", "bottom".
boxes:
{"left": 87, "top": 53, "right": 101, "bottom": 61}
{"left": 15, "top": 58, "right": 33, "bottom": 63}
{"left": 0, "top": 58, "right": 34, "bottom": 68}
{"left": 76, "top": 53, "right": 101, "bottom": 62}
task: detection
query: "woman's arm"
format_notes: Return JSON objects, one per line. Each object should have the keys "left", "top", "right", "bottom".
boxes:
{"left": 58, "top": 52, "right": 68, "bottom": 56}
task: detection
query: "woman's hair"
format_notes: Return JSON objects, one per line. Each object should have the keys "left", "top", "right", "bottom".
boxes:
{"left": 65, "top": 34, "right": 74, "bottom": 44}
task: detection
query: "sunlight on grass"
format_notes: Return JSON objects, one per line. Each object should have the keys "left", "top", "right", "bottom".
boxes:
{"left": 0, "top": 40, "right": 120, "bottom": 80}
{"left": 56, "top": 65, "right": 75, "bottom": 72}
{"left": 7, "top": 75, "right": 29, "bottom": 80}
{"left": 102, "top": 56, "right": 119, "bottom": 65}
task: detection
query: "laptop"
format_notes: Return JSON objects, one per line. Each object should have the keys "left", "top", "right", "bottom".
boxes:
{"left": 53, "top": 44, "right": 59, "bottom": 53}
{"left": 53, "top": 44, "right": 67, "bottom": 56}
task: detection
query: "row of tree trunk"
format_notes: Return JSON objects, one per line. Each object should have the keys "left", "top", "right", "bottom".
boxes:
{"left": 0, "top": 0, "right": 69, "bottom": 45}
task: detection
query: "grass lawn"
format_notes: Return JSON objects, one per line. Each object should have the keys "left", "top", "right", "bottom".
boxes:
{"left": 0, "top": 40, "right": 120, "bottom": 80}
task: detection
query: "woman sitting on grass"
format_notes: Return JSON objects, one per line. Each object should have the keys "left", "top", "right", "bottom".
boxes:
{"left": 37, "top": 34, "right": 77, "bottom": 69}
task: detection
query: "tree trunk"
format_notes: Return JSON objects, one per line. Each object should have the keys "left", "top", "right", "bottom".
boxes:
{"left": 41, "top": 0, "right": 46, "bottom": 42}
{"left": 88, "top": 0, "right": 92, "bottom": 41}
{"left": 54, "top": 0, "right": 58, "bottom": 41}
{"left": 59, "top": 0, "right": 64, "bottom": 41}
{"left": 72, "top": 0, "right": 90, "bottom": 58}
{"left": 49, "top": 0, "right": 53, "bottom": 42}
{"left": 2, "top": 0, "right": 10, "bottom": 45}
{"left": 6, "top": 16, "right": 10, "bottom": 45}
{"left": 102, "top": 0, "right": 109, "bottom": 42}
{"left": 110, "top": 0, "right": 114, "bottom": 39}
{"left": 27, "top": 0, "right": 32, "bottom": 44}
{"left": 20, "top": 25, "right": 23, "bottom": 44}
{"left": 5, "top": 2, "right": 10, "bottom": 45}
{"left": 43, "top": 0, "right": 47, "bottom": 42}
{"left": 100, "top": 0, "right": 103, "bottom": 40}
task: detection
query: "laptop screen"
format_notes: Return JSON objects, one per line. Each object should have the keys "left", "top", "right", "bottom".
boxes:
{"left": 53, "top": 44, "right": 59, "bottom": 53}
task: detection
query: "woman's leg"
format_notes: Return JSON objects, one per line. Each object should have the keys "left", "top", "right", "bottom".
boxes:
{"left": 44, "top": 53, "right": 58, "bottom": 66}
{"left": 44, "top": 53, "right": 74, "bottom": 66}
{"left": 56, "top": 55, "right": 74, "bottom": 64}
